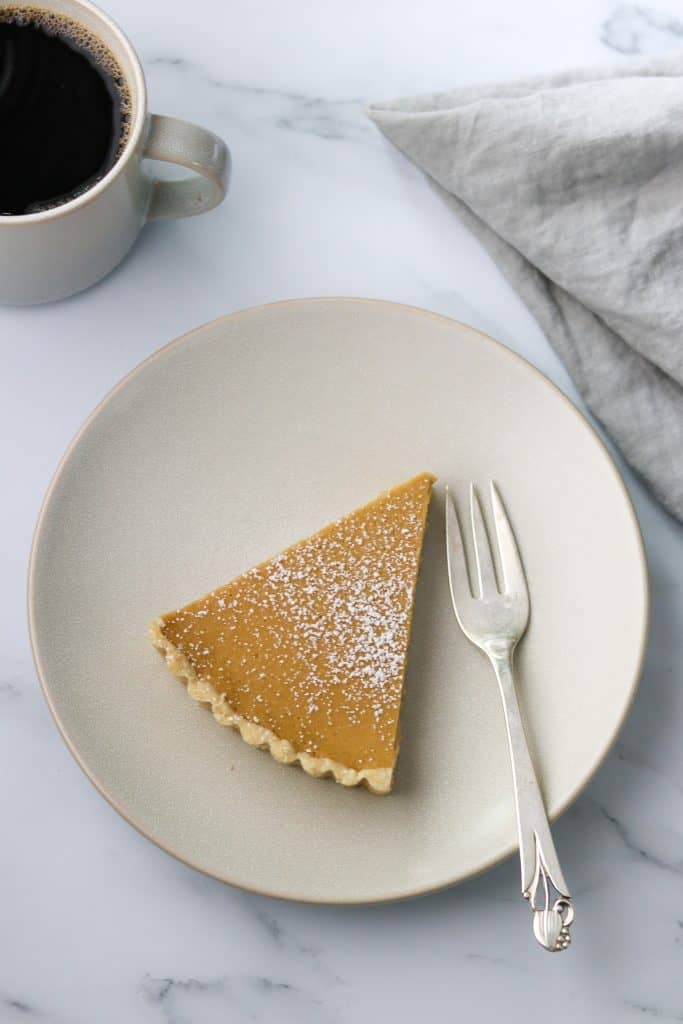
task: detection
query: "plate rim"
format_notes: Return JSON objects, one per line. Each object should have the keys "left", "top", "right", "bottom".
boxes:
{"left": 27, "top": 296, "right": 650, "bottom": 904}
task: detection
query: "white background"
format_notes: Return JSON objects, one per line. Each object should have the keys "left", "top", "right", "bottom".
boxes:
{"left": 2, "top": 1, "right": 683, "bottom": 1020}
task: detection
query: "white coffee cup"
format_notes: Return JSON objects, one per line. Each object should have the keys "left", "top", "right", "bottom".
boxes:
{"left": 0, "top": 0, "right": 230, "bottom": 305}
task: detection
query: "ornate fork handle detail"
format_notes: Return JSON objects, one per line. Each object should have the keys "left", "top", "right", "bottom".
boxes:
{"left": 489, "top": 647, "right": 573, "bottom": 952}
{"left": 529, "top": 846, "right": 573, "bottom": 952}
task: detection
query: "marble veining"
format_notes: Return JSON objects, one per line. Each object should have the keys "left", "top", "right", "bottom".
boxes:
{"left": 616, "top": 743, "right": 683, "bottom": 799}
{"left": 147, "top": 56, "right": 371, "bottom": 144}
{"left": 0, "top": 680, "right": 21, "bottom": 701}
{"left": 142, "top": 973, "right": 334, "bottom": 1024}
{"left": 3, "top": 0, "right": 683, "bottom": 1021}
{"left": 601, "top": 4, "right": 683, "bottom": 54}
{"left": 623, "top": 1000, "right": 683, "bottom": 1022}
{"left": 246, "top": 899, "right": 347, "bottom": 993}
{"left": 593, "top": 801, "right": 683, "bottom": 876}
{"left": 1, "top": 995, "right": 38, "bottom": 1019}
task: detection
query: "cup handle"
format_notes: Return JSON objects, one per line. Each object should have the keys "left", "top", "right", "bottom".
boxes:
{"left": 143, "top": 114, "right": 230, "bottom": 222}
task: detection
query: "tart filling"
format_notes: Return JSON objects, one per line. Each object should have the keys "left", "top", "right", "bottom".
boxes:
{"left": 150, "top": 473, "right": 435, "bottom": 794}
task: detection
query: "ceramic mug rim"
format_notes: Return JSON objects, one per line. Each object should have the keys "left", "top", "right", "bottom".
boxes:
{"left": 0, "top": 0, "right": 148, "bottom": 226}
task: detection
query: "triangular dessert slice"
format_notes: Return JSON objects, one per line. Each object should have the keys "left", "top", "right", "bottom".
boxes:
{"left": 150, "top": 473, "right": 435, "bottom": 794}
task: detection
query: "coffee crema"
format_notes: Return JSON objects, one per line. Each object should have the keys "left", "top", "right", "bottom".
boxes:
{"left": 0, "top": 6, "right": 132, "bottom": 215}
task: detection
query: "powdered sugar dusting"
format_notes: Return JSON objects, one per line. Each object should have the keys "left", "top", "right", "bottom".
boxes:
{"left": 160, "top": 474, "right": 434, "bottom": 768}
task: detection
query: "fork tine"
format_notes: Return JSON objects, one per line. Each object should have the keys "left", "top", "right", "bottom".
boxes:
{"left": 470, "top": 484, "right": 499, "bottom": 597}
{"left": 490, "top": 482, "right": 529, "bottom": 602}
{"left": 445, "top": 487, "right": 474, "bottom": 610}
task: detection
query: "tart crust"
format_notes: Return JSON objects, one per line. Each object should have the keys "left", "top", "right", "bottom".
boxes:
{"left": 149, "top": 617, "right": 393, "bottom": 794}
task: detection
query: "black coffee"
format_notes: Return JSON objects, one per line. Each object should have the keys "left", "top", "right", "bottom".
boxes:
{"left": 0, "top": 7, "right": 131, "bottom": 215}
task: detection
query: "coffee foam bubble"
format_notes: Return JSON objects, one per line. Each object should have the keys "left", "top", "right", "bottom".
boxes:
{"left": 0, "top": 5, "right": 133, "bottom": 159}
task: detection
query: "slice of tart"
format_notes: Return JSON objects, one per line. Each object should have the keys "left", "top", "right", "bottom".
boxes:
{"left": 150, "top": 472, "right": 435, "bottom": 794}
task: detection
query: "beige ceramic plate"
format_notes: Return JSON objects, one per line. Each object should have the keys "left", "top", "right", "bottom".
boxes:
{"left": 29, "top": 298, "right": 648, "bottom": 903}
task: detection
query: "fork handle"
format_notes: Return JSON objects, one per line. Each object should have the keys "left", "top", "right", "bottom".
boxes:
{"left": 489, "top": 649, "right": 573, "bottom": 952}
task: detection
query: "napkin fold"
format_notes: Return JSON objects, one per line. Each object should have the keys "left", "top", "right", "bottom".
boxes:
{"left": 369, "top": 56, "right": 683, "bottom": 521}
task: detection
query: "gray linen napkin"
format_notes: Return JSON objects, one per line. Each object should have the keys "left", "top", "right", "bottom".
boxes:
{"left": 369, "top": 56, "right": 683, "bottom": 521}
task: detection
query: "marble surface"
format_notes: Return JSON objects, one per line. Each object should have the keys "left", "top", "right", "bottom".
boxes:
{"left": 3, "top": 0, "right": 683, "bottom": 1020}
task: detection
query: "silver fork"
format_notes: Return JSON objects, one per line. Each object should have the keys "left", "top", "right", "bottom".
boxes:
{"left": 445, "top": 482, "right": 573, "bottom": 952}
